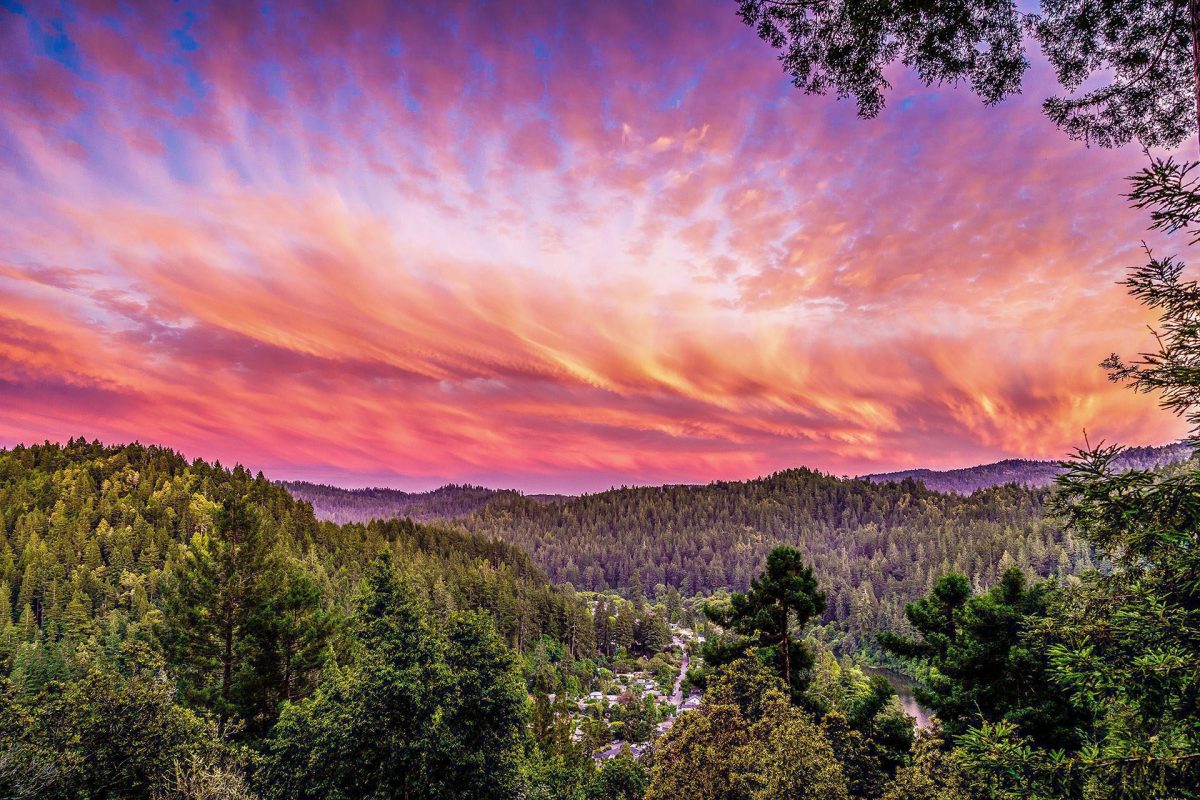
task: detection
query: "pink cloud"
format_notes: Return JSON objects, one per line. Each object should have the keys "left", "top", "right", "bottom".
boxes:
{"left": 0, "top": 0, "right": 1186, "bottom": 492}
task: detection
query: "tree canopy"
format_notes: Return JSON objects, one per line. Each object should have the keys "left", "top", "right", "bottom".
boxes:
{"left": 736, "top": 0, "right": 1199, "bottom": 148}
{"left": 703, "top": 546, "right": 826, "bottom": 698}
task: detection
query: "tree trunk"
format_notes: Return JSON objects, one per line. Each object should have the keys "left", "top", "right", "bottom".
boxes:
{"left": 283, "top": 642, "right": 293, "bottom": 702}
{"left": 782, "top": 609, "right": 792, "bottom": 693}
{"left": 222, "top": 598, "right": 234, "bottom": 715}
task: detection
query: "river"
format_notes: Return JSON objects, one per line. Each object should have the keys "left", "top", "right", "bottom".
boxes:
{"left": 862, "top": 666, "right": 933, "bottom": 730}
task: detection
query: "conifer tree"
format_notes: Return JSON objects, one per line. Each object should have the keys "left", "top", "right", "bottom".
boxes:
{"left": 159, "top": 497, "right": 276, "bottom": 729}
{"left": 703, "top": 546, "right": 825, "bottom": 699}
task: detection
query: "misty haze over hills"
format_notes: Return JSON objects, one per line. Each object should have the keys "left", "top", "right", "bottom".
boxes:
{"left": 285, "top": 441, "right": 1194, "bottom": 525}
{"left": 279, "top": 481, "right": 571, "bottom": 525}
{"left": 279, "top": 482, "right": 502, "bottom": 525}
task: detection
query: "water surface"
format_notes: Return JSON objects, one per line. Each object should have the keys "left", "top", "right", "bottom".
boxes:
{"left": 862, "top": 666, "right": 933, "bottom": 730}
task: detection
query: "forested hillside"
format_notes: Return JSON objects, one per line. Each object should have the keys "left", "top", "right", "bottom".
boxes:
{"left": 285, "top": 469, "right": 1109, "bottom": 654}
{"left": 0, "top": 440, "right": 595, "bottom": 672}
{"left": 454, "top": 472, "right": 1080, "bottom": 652}
{"left": 289, "top": 449, "right": 1196, "bottom": 655}
{"left": 7, "top": 0, "right": 1200, "bottom": 794}
{"left": 4, "top": 436, "right": 1196, "bottom": 798}
{"left": 863, "top": 442, "right": 1191, "bottom": 493}
{"left": 0, "top": 439, "right": 689, "bottom": 798}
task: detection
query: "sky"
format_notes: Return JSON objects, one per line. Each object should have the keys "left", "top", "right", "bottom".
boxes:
{"left": 0, "top": 0, "right": 1189, "bottom": 492}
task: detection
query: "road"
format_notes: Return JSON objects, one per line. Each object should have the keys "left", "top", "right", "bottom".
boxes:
{"left": 669, "top": 637, "right": 690, "bottom": 709}
{"left": 595, "top": 637, "right": 695, "bottom": 761}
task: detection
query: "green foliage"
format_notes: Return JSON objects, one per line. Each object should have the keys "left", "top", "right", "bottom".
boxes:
{"left": 0, "top": 441, "right": 662, "bottom": 799}
{"left": 878, "top": 568, "right": 1080, "bottom": 748}
{"left": 457, "top": 471, "right": 1074, "bottom": 654}
{"left": 703, "top": 546, "right": 825, "bottom": 698}
{"left": 877, "top": 574, "right": 972, "bottom": 661}
{"left": 0, "top": 438, "right": 607, "bottom": 688}
{"left": 887, "top": 167, "right": 1200, "bottom": 798}
{"left": 440, "top": 610, "right": 529, "bottom": 798}
{"left": 587, "top": 752, "right": 649, "bottom": 800}
{"left": 1030, "top": 446, "right": 1200, "bottom": 797}
{"left": 804, "top": 650, "right": 916, "bottom": 797}
{"left": 521, "top": 746, "right": 595, "bottom": 800}
{"left": 159, "top": 497, "right": 303, "bottom": 732}
{"left": 0, "top": 641, "right": 236, "bottom": 800}
{"left": 4, "top": 400, "right": 1195, "bottom": 800}
{"left": 880, "top": 727, "right": 987, "bottom": 800}
{"left": 955, "top": 720, "right": 1065, "bottom": 800}
{"left": 646, "top": 700, "right": 751, "bottom": 800}
{"left": 1013, "top": 165, "right": 1200, "bottom": 795}
{"left": 260, "top": 555, "right": 527, "bottom": 800}
{"left": 737, "top": 694, "right": 850, "bottom": 800}
{"left": 646, "top": 657, "right": 849, "bottom": 800}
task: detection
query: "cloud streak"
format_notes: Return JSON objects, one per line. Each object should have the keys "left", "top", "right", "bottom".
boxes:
{"left": 0, "top": 0, "right": 1185, "bottom": 491}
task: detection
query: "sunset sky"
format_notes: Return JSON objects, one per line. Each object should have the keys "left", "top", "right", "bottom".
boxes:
{"left": 0, "top": 0, "right": 1189, "bottom": 492}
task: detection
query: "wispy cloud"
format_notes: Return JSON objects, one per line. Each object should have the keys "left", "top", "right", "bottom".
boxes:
{"left": 0, "top": 0, "right": 1183, "bottom": 491}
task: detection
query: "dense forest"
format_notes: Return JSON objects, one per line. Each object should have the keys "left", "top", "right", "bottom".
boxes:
{"left": 3, "top": 434, "right": 1195, "bottom": 798}
{"left": 0, "top": 440, "right": 695, "bottom": 798}
{"left": 295, "top": 472, "right": 1090, "bottom": 655}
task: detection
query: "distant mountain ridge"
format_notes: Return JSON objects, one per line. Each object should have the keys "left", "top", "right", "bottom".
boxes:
{"left": 286, "top": 442, "right": 1195, "bottom": 525}
{"left": 862, "top": 442, "right": 1193, "bottom": 494}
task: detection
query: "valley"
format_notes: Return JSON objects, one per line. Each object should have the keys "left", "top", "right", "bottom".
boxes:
{"left": 6, "top": 0, "right": 1200, "bottom": 794}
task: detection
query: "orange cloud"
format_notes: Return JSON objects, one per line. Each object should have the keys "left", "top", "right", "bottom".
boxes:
{"left": 0, "top": 0, "right": 1186, "bottom": 491}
